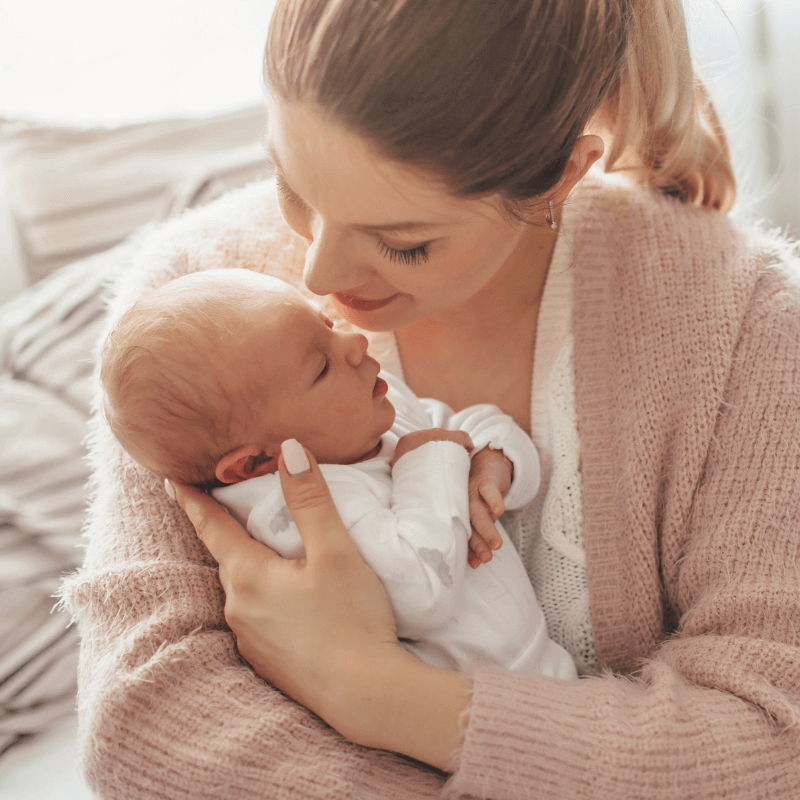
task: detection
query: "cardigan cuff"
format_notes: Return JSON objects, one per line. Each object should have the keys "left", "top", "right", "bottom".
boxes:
{"left": 443, "top": 668, "right": 597, "bottom": 800}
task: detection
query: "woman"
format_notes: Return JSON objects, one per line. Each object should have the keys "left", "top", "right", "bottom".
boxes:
{"left": 64, "top": 0, "right": 800, "bottom": 798}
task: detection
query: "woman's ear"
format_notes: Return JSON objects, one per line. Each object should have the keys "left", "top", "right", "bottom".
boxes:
{"left": 215, "top": 444, "right": 280, "bottom": 484}
{"left": 550, "top": 134, "right": 605, "bottom": 207}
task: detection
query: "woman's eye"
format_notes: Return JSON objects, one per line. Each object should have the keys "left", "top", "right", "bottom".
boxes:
{"left": 316, "top": 358, "right": 329, "bottom": 381}
{"left": 276, "top": 177, "right": 307, "bottom": 209}
{"left": 377, "top": 239, "right": 430, "bottom": 265}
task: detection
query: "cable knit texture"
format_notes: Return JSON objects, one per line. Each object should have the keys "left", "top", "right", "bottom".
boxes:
{"left": 530, "top": 337, "right": 597, "bottom": 673}
{"left": 60, "top": 176, "right": 800, "bottom": 799}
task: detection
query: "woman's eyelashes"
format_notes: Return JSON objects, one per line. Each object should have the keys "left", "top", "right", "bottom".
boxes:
{"left": 376, "top": 238, "right": 430, "bottom": 265}
{"left": 316, "top": 356, "right": 329, "bottom": 381}
{"left": 276, "top": 175, "right": 430, "bottom": 265}
{"left": 276, "top": 176, "right": 307, "bottom": 209}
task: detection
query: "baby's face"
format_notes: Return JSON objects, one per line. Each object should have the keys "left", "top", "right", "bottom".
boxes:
{"left": 221, "top": 277, "right": 396, "bottom": 465}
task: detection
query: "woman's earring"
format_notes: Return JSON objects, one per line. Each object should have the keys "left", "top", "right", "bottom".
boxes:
{"left": 545, "top": 201, "right": 558, "bottom": 231}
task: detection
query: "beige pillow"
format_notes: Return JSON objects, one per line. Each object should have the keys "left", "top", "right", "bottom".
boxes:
{"left": 0, "top": 106, "right": 271, "bottom": 283}
{"left": 0, "top": 109, "right": 274, "bottom": 753}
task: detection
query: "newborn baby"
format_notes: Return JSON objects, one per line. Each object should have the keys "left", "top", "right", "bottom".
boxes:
{"left": 101, "top": 269, "right": 576, "bottom": 679}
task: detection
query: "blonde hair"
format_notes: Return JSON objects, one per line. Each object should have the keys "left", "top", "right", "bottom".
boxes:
{"left": 101, "top": 275, "right": 252, "bottom": 485}
{"left": 600, "top": 0, "right": 735, "bottom": 211}
{"left": 265, "top": 0, "right": 735, "bottom": 213}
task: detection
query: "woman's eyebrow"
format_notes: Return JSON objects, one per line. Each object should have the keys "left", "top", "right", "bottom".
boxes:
{"left": 265, "top": 141, "right": 447, "bottom": 235}
{"left": 356, "top": 219, "right": 444, "bottom": 234}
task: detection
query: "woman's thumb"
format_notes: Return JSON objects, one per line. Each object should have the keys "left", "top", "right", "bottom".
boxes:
{"left": 278, "top": 439, "right": 351, "bottom": 556}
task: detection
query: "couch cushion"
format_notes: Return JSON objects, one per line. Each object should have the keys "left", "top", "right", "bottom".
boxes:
{"left": 0, "top": 106, "right": 271, "bottom": 283}
{"left": 0, "top": 107, "right": 274, "bottom": 755}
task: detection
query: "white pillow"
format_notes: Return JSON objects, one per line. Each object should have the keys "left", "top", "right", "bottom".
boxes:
{"left": 0, "top": 105, "right": 271, "bottom": 284}
{"left": 0, "top": 112, "right": 274, "bottom": 754}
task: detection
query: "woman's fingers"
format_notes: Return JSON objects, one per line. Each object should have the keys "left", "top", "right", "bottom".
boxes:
{"left": 171, "top": 481, "right": 276, "bottom": 585}
{"left": 469, "top": 446, "right": 512, "bottom": 498}
{"left": 277, "top": 439, "right": 357, "bottom": 560}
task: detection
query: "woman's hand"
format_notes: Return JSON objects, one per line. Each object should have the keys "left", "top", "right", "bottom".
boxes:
{"left": 172, "top": 438, "right": 471, "bottom": 770}
{"left": 467, "top": 447, "right": 513, "bottom": 568}
{"left": 171, "top": 440, "right": 401, "bottom": 742}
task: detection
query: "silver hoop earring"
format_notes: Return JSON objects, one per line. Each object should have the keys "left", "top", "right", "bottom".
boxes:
{"left": 545, "top": 201, "right": 558, "bottom": 231}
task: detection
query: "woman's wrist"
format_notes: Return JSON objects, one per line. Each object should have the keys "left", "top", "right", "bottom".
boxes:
{"left": 325, "top": 644, "right": 472, "bottom": 772}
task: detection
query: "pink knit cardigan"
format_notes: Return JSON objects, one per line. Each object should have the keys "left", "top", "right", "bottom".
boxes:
{"left": 62, "top": 176, "right": 800, "bottom": 799}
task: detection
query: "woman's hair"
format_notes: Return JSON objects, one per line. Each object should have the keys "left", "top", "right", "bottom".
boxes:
{"left": 265, "top": 0, "right": 735, "bottom": 213}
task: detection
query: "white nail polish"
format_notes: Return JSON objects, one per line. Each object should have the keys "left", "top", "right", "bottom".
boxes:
{"left": 281, "top": 439, "right": 311, "bottom": 477}
{"left": 164, "top": 478, "right": 176, "bottom": 501}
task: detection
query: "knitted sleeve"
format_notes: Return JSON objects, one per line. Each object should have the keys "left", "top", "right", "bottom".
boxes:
{"left": 59, "top": 184, "right": 446, "bottom": 799}
{"left": 444, "top": 215, "right": 800, "bottom": 796}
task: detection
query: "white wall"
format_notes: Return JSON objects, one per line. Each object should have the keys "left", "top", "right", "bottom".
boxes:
{"left": 0, "top": 0, "right": 276, "bottom": 126}
{"left": 0, "top": 1, "right": 276, "bottom": 301}
{"left": 688, "top": 0, "right": 800, "bottom": 235}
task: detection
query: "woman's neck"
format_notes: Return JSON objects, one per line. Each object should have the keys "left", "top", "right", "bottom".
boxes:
{"left": 394, "top": 220, "right": 559, "bottom": 431}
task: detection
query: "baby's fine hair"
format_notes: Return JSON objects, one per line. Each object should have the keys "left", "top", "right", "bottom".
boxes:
{"left": 101, "top": 272, "right": 256, "bottom": 485}
{"left": 265, "top": 0, "right": 734, "bottom": 214}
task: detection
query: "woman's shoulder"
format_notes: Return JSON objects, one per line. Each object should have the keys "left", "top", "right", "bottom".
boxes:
{"left": 576, "top": 170, "right": 739, "bottom": 238}
{"left": 573, "top": 170, "right": 799, "bottom": 294}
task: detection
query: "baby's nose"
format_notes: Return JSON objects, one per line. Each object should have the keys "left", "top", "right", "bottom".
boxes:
{"left": 344, "top": 332, "right": 369, "bottom": 367}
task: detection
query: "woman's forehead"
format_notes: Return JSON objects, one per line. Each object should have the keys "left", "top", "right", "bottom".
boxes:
{"left": 265, "top": 96, "right": 499, "bottom": 230}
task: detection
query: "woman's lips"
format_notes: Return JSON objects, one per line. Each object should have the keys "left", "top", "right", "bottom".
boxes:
{"left": 334, "top": 292, "right": 398, "bottom": 312}
{"left": 373, "top": 376, "right": 388, "bottom": 398}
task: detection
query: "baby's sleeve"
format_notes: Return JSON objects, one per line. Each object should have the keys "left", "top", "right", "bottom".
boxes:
{"left": 369, "top": 440, "right": 471, "bottom": 637}
{"left": 419, "top": 398, "right": 541, "bottom": 510}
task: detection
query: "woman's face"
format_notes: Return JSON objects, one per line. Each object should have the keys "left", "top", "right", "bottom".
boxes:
{"left": 265, "top": 97, "right": 543, "bottom": 331}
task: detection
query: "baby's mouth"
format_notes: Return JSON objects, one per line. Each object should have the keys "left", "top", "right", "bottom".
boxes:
{"left": 372, "top": 376, "right": 388, "bottom": 398}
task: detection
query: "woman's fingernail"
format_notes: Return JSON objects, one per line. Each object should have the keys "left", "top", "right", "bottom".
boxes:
{"left": 164, "top": 479, "right": 176, "bottom": 501}
{"left": 281, "top": 439, "right": 311, "bottom": 477}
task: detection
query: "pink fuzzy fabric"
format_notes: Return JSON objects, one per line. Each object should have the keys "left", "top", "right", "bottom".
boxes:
{"left": 62, "top": 176, "right": 800, "bottom": 799}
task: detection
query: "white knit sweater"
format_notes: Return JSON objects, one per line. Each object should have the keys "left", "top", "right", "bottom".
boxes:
{"left": 368, "top": 200, "right": 599, "bottom": 675}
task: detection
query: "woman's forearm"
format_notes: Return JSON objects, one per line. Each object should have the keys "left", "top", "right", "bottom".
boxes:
{"left": 329, "top": 647, "right": 472, "bottom": 772}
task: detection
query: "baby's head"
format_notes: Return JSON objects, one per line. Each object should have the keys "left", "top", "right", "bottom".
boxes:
{"left": 101, "top": 269, "right": 395, "bottom": 486}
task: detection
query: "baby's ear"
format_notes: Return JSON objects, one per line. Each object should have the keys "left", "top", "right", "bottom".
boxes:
{"left": 215, "top": 445, "right": 279, "bottom": 484}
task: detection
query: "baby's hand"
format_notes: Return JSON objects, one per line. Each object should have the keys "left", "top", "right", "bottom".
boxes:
{"left": 391, "top": 429, "right": 474, "bottom": 467}
{"left": 467, "top": 447, "right": 513, "bottom": 569}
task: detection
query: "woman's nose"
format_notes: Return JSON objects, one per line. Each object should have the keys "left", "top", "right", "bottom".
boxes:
{"left": 343, "top": 332, "right": 369, "bottom": 368}
{"left": 302, "top": 223, "right": 368, "bottom": 297}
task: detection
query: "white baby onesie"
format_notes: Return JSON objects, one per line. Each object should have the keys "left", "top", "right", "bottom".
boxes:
{"left": 214, "top": 372, "right": 577, "bottom": 680}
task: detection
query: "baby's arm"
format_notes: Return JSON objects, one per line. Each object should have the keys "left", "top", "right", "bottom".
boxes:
{"left": 420, "top": 399, "right": 541, "bottom": 563}
{"left": 244, "top": 436, "right": 474, "bottom": 638}
{"left": 420, "top": 400, "right": 541, "bottom": 508}
{"left": 375, "top": 434, "right": 473, "bottom": 637}
{"left": 390, "top": 428, "right": 474, "bottom": 465}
